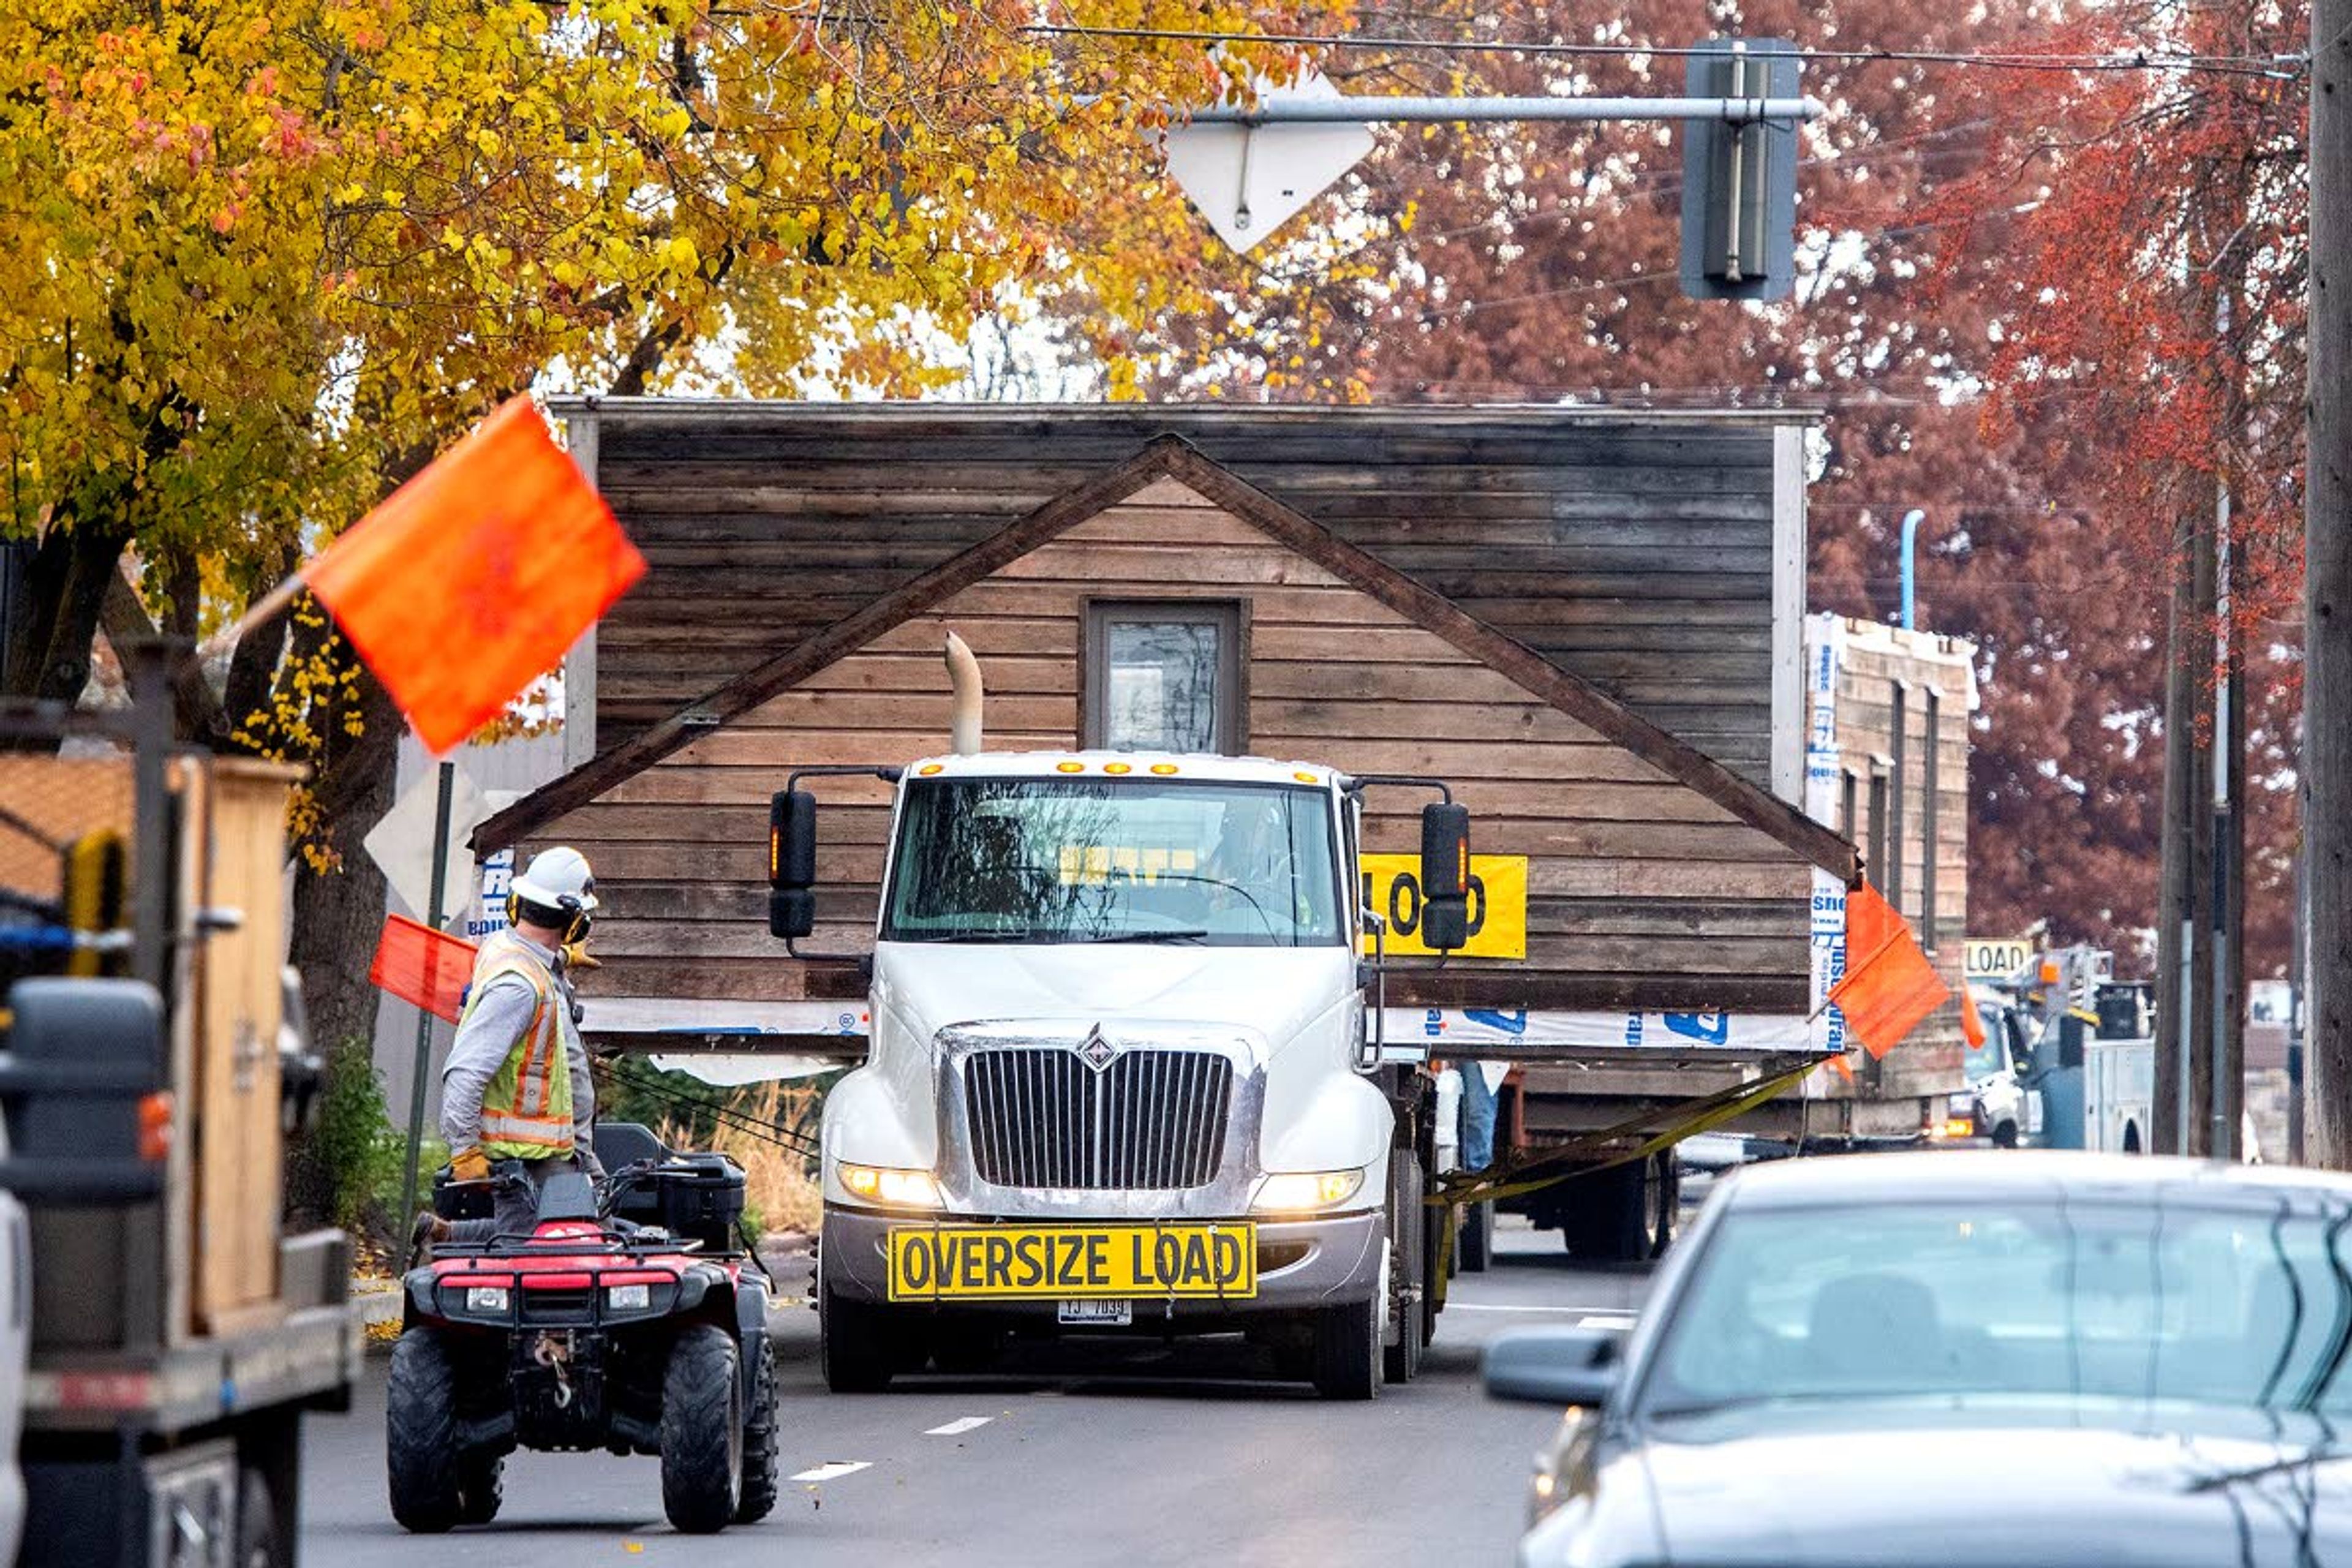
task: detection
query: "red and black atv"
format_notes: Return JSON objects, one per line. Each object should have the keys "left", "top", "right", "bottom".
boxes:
{"left": 387, "top": 1126, "right": 780, "bottom": 1534}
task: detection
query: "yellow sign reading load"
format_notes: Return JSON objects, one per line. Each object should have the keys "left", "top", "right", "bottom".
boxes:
{"left": 1357, "top": 853, "right": 1528, "bottom": 960}
{"left": 886, "top": 1223, "right": 1257, "bottom": 1300}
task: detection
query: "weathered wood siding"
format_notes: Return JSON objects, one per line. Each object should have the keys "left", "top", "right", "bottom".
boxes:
{"left": 588, "top": 406, "right": 1785, "bottom": 783}
{"left": 540, "top": 479, "right": 1809, "bottom": 1012}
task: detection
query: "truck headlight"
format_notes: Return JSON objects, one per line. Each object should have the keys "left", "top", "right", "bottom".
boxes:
{"left": 838, "top": 1162, "right": 941, "bottom": 1208}
{"left": 1251, "top": 1170, "right": 1364, "bottom": 1214}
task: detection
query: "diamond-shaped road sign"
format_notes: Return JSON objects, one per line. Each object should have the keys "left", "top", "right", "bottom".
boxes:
{"left": 1161, "top": 72, "right": 1373, "bottom": 255}
{"left": 366, "top": 761, "right": 491, "bottom": 923}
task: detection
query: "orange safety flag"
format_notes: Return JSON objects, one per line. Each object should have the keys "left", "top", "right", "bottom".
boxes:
{"left": 1827, "top": 882, "right": 1951, "bottom": 1060}
{"left": 303, "top": 396, "right": 645, "bottom": 754}
{"left": 1959, "top": 986, "right": 1988, "bottom": 1050}
{"left": 368, "top": 914, "right": 480, "bottom": 1024}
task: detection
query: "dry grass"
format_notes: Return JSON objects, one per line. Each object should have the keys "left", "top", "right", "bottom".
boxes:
{"left": 659, "top": 1079, "right": 824, "bottom": 1238}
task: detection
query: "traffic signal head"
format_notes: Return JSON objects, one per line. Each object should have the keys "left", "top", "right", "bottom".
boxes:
{"left": 1679, "top": 39, "right": 1801, "bottom": 302}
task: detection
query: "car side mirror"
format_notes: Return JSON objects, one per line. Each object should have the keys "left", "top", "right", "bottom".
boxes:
{"left": 769, "top": 789, "right": 819, "bottom": 940}
{"left": 1483, "top": 1325, "right": 1624, "bottom": 1408}
{"left": 1419, "top": 801, "right": 1472, "bottom": 952}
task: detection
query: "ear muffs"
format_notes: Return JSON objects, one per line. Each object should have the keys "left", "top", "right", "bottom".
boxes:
{"left": 507, "top": 892, "right": 591, "bottom": 946}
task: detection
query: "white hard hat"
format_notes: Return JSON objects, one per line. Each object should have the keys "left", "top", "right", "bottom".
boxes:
{"left": 512, "top": 846, "right": 598, "bottom": 913}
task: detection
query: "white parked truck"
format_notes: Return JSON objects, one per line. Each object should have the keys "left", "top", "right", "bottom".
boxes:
{"left": 769, "top": 748, "right": 1476, "bottom": 1400}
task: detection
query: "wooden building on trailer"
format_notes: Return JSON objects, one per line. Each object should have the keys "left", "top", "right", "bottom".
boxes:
{"left": 476, "top": 403, "right": 1896, "bottom": 1093}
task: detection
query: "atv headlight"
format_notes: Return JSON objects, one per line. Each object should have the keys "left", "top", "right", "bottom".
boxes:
{"left": 466, "top": 1284, "right": 510, "bottom": 1313}
{"left": 607, "top": 1283, "right": 650, "bottom": 1311}
{"left": 1251, "top": 1170, "right": 1365, "bottom": 1214}
{"left": 838, "top": 1162, "right": 941, "bottom": 1208}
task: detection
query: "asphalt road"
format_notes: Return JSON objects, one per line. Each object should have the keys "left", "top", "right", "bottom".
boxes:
{"left": 301, "top": 1219, "right": 1653, "bottom": 1567}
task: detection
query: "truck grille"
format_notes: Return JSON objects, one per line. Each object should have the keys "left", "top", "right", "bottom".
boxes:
{"left": 965, "top": 1048, "right": 1233, "bottom": 1190}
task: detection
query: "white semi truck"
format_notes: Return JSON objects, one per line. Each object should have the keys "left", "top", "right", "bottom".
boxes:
{"left": 767, "top": 745, "right": 1474, "bottom": 1400}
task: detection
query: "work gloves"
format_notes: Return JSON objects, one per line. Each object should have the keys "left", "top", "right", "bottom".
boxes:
{"left": 450, "top": 1147, "right": 492, "bottom": 1183}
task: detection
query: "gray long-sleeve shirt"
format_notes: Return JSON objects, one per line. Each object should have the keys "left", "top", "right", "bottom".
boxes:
{"left": 439, "top": 933, "right": 597, "bottom": 1168}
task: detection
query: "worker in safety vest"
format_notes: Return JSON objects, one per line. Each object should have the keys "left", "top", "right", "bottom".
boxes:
{"left": 413, "top": 847, "right": 606, "bottom": 1251}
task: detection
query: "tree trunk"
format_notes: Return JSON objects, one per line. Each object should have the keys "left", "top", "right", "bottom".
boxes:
{"left": 0, "top": 519, "right": 129, "bottom": 704}
{"left": 281, "top": 663, "right": 402, "bottom": 1221}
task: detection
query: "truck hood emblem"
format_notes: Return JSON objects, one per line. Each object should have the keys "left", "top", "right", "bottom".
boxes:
{"left": 1076, "top": 1026, "right": 1118, "bottom": 1072}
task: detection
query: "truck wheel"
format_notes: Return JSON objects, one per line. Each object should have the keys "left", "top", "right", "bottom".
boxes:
{"left": 386, "top": 1327, "right": 464, "bottom": 1533}
{"left": 735, "top": 1332, "right": 782, "bottom": 1524}
{"left": 661, "top": 1325, "right": 745, "bottom": 1534}
{"left": 454, "top": 1455, "right": 503, "bottom": 1526}
{"left": 1384, "top": 1155, "right": 1425, "bottom": 1384}
{"left": 821, "top": 1283, "right": 897, "bottom": 1393}
{"left": 1647, "top": 1155, "right": 1678, "bottom": 1259}
{"left": 1460, "top": 1200, "right": 1493, "bottom": 1273}
{"left": 1560, "top": 1163, "right": 1650, "bottom": 1263}
{"left": 236, "top": 1467, "right": 283, "bottom": 1568}
{"left": 1311, "top": 1295, "right": 1381, "bottom": 1400}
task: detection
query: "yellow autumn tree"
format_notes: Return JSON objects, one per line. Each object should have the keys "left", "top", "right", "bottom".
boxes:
{"left": 2, "top": 0, "right": 1349, "bottom": 1045}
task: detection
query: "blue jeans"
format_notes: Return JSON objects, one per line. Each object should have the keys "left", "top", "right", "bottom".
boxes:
{"left": 1458, "top": 1064, "right": 1497, "bottom": 1174}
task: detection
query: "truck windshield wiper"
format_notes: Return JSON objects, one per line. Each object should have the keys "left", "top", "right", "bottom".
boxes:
{"left": 1078, "top": 929, "right": 1211, "bottom": 944}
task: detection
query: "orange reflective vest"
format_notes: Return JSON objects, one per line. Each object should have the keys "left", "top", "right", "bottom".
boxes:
{"left": 462, "top": 931, "right": 575, "bottom": 1159}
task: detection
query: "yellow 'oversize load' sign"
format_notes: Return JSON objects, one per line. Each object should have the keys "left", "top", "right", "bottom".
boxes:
{"left": 886, "top": 1223, "right": 1256, "bottom": 1300}
{"left": 1357, "top": 853, "right": 1528, "bottom": 960}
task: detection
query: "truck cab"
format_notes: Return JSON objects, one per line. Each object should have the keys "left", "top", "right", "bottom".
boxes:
{"left": 771, "top": 750, "right": 1469, "bottom": 1400}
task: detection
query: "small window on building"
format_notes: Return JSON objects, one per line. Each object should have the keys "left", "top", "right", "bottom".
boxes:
{"left": 1922, "top": 688, "right": 1942, "bottom": 950}
{"left": 1085, "top": 601, "right": 1245, "bottom": 754}
{"left": 1868, "top": 767, "right": 1889, "bottom": 894}
{"left": 1841, "top": 770, "right": 1859, "bottom": 838}
{"left": 1888, "top": 683, "right": 1908, "bottom": 913}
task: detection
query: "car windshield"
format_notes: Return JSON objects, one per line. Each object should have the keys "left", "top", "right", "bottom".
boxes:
{"left": 1641, "top": 1199, "right": 2352, "bottom": 1420}
{"left": 880, "top": 777, "right": 1343, "bottom": 947}
{"left": 1961, "top": 1008, "right": 2007, "bottom": 1079}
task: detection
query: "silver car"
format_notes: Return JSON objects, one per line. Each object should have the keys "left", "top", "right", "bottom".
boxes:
{"left": 1487, "top": 1152, "right": 2352, "bottom": 1567}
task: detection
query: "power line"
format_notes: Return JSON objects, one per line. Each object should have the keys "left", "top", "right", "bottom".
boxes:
{"left": 1021, "top": 23, "right": 2307, "bottom": 81}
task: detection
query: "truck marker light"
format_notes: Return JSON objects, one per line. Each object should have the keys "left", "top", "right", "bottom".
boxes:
{"left": 1293, "top": 771, "right": 1318, "bottom": 783}
{"left": 1150, "top": 763, "right": 1179, "bottom": 775}
{"left": 1102, "top": 762, "right": 1133, "bottom": 775}
{"left": 918, "top": 763, "right": 944, "bottom": 776}
{"left": 1056, "top": 761, "right": 1085, "bottom": 774}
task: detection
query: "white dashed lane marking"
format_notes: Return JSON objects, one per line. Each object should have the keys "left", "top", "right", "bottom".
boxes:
{"left": 790, "top": 1461, "right": 874, "bottom": 1482}
{"left": 926, "top": 1416, "right": 993, "bottom": 1436}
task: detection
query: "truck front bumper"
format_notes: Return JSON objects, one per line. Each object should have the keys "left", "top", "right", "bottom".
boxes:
{"left": 820, "top": 1205, "right": 1383, "bottom": 1321}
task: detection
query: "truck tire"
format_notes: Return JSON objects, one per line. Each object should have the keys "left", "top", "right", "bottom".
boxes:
{"left": 386, "top": 1327, "right": 464, "bottom": 1533}
{"left": 1460, "top": 1200, "right": 1493, "bottom": 1273}
{"left": 236, "top": 1467, "right": 284, "bottom": 1568}
{"left": 1312, "top": 1294, "right": 1381, "bottom": 1401}
{"left": 1560, "top": 1162, "right": 1651, "bottom": 1264}
{"left": 662, "top": 1325, "right": 745, "bottom": 1534}
{"left": 454, "top": 1455, "right": 503, "bottom": 1526}
{"left": 821, "top": 1283, "right": 897, "bottom": 1393}
{"left": 1384, "top": 1155, "right": 1424, "bottom": 1384}
{"left": 735, "top": 1331, "right": 781, "bottom": 1524}
{"left": 1647, "top": 1155, "right": 1678, "bottom": 1259}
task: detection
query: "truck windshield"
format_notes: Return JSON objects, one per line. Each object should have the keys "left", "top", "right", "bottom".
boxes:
{"left": 880, "top": 777, "right": 1343, "bottom": 947}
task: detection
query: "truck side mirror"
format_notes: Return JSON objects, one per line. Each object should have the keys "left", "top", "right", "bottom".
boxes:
{"left": 769, "top": 790, "right": 819, "bottom": 940}
{"left": 1419, "top": 802, "right": 1471, "bottom": 952}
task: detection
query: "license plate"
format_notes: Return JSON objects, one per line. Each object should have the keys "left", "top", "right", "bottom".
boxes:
{"left": 1058, "top": 1298, "right": 1132, "bottom": 1326}
{"left": 885, "top": 1223, "right": 1257, "bottom": 1302}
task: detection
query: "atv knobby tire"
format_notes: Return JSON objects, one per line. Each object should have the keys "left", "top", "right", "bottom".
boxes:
{"left": 662, "top": 1325, "right": 745, "bottom": 1534}
{"left": 454, "top": 1454, "right": 503, "bottom": 1526}
{"left": 386, "top": 1328, "right": 464, "bottom": 1533}
{"left": 735, "top": 1330, "right": 782, "bottom": 1524}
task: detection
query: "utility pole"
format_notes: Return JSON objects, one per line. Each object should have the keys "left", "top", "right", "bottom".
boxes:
{"left": 2309, "top": 0, "right": 2352, "bottom": 1168}
{"left": 2156, "top": 501, "right": 2214, "bottom": 1155}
